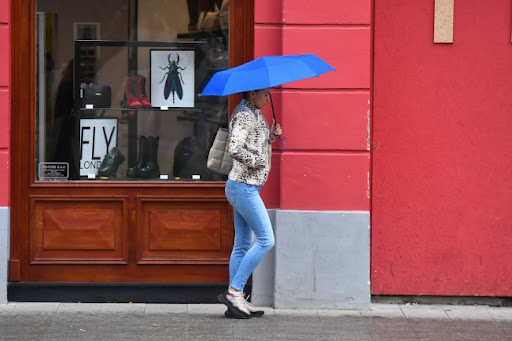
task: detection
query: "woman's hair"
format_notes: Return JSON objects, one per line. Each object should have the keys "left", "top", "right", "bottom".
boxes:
{"left": 242, "top": 89, "right": 264, "bottom": 99}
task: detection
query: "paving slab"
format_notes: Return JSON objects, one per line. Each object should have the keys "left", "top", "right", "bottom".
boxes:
{"left": 100, "top": 303, "right": 145, "bottom": 315}
{"left": 144, "top": 303, "right": 188, "bottom": 314}
{"left": 317, "top": 308, "right": 361, "bottom": 317}
{"left": 12, "top": 302, "right": 60, "bottom": 314}
{"left": 56, "top": 302, "right": 102, "bottom": 314}
{"left": 319, "top": 316, "right": 368, "bottom": 330}
{"left": 273, "top": 308, "right": 318, "bottom": 316}
{"left": 0, "top": 302, "right": 16, "bottom": 314}
{"left": 400, "top": 304, "right": 450, "bottom": 319}
{"left": 488, "top": 307, "right": 512, "bottom": 321}
{"left": 443, "top": 305, "right": 494, "bottom": 320}
{"left": 187, "top": 303, "right": 227, "bottom": 315}
{"left": 407, "top": 318, "right": 457, "bottom": 330}
{"left": 360, "top": 303, "right": 406, "bottom": 318}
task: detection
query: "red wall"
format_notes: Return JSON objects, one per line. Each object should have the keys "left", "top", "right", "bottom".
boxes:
{"left": 372, "top": 1, "right": 512, "bottom": 296}
{"left": 0, "top": 0, "right": 10, "bottom": 207}
{"left": 255, "top": 0, "right": 371, "bottom": 211}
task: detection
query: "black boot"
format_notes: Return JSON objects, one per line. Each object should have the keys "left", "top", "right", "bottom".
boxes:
{"left": 98, "top": 147, "right": 125, "bottom": 177}
{"left": 126, "top": 136, "right": 148, "bottom": 178}
{"left": 140, "top": 136, "right": 160, "bottom": 178}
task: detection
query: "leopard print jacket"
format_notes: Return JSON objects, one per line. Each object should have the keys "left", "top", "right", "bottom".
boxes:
{"left": 228, "top": 99, "right": 272, "bottom": 186}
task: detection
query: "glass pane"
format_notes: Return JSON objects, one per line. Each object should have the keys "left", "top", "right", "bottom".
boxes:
{"left": 35, "top": 0, "right": 229, "bottom": 182}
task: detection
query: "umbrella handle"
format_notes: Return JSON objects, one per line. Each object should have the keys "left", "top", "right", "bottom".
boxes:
{"left": 270, "top": 93, "right": 277, "bottom": 123}
{"left": 277, "top": 136, "right": 286, "bottom": 152}
{"left": 270, "top": 93, "right": 285, "bottom": 151}
{"left": 270, "top": 93, "right": 279, "bottom": 135}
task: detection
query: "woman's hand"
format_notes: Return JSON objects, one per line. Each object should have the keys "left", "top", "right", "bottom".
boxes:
{"left": 270, "top": 120, "right": 282, "bottom": 140}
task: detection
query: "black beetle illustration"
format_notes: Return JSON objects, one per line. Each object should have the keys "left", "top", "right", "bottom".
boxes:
{"left": 160, "top": 53, "right": 186, "bottom": 103}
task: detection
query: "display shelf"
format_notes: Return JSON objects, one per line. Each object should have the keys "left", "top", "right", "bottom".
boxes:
{"left": 79, "top": 107, "right": 203, "bottom": 112}
{"left": 73, "top": 40, "right": 210, "bottom": 177}
{"left": 177, "top": 29, "right": 227, "bottom": 40}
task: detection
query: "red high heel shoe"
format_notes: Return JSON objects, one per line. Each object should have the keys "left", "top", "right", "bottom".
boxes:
{"left": 136, "top": 74, "right": 152, "bottom": 108}
{"left": 124, "top": 74, "right": 142, "bottom": 108}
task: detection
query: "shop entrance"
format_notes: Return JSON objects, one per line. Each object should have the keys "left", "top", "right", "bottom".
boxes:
{"left": 9, "top": 0, "right": 253, "bottom": 289}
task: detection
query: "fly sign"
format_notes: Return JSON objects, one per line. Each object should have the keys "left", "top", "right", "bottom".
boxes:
{"left": 79, "top": 118, "right": 118, "bottom": 176}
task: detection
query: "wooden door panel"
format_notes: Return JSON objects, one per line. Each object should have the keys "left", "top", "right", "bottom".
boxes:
{"left": 149, "top": 208, "right": 221, "bottom": 251}
{"left": 42, "top": 209, "right": 116, "bottom": 250}
{"left": 137, "top": 198, "right": 232, "bottom": 264}
{"left": 30, "top": 197, "right": 128, "bottom": 264}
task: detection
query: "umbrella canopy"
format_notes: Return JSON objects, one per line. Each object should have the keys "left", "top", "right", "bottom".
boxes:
{"left": 201, "top": 54, "right": 335, "bottom": 96}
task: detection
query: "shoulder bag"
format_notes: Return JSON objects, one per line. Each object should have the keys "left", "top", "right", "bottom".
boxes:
{"left": 207, "top": 127, "right": 233, "bottom": 175}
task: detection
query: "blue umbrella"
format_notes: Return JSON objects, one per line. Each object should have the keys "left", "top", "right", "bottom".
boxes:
{"left": 201, "top": 54, "right": 335, "bottom": 96}
{"left": 201, "top": 54, "right": 334, "bottom": 152}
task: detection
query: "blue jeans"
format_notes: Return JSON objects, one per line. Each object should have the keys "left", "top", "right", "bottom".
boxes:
{"left": 225, "top": 179, "right": 275, "bottom": 292}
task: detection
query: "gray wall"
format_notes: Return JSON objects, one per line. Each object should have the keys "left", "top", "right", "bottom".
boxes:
{"left": 253, "top": 209, "right": 370, "bottom": 310}
{"left": 0, "top": 207, "right": 9, "bottom": 304}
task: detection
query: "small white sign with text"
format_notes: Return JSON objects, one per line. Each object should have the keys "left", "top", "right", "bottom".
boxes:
{"left": 79, "top": 118, "right": 118, "bottom": 176}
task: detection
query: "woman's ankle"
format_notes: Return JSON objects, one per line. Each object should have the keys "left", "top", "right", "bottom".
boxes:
{"left": 228, "top": 286, "right": 243, "bottom": 296}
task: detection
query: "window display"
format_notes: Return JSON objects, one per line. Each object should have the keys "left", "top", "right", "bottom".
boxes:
{"left": 36, "top": 0, "right": 230, "bottom": 182}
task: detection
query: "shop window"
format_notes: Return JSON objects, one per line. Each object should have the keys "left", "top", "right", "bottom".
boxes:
{"left": 35, "top": 0, "right": 229, "bottom": 182}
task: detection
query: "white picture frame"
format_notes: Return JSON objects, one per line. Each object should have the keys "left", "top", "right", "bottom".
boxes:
{"left": 73, "top": 22, "right": 101, "bottom": 41}
{"left": 150, "top": 49, "right": 195, "bottom": 108}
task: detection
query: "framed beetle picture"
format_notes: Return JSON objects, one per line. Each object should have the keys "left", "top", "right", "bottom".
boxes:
{"left": 150, "top": 49, "right": 195, "bottom": 108}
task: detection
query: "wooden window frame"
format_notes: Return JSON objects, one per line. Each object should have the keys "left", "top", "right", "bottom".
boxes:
{"left": 9, "top": 0, "right": 254, "bottom": 282}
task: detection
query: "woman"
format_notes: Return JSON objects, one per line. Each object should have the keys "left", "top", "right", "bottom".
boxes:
{"left": 217, "top": 88, "right": 282, "bottom": 319}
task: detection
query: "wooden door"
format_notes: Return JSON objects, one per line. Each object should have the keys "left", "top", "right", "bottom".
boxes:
{"left": 9, "top": 0, "right": 254, "bottom": 283}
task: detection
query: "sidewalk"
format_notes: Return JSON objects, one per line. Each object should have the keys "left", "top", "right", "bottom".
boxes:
{"left": 0, "top": 302, "right": 511, "bottom": 340}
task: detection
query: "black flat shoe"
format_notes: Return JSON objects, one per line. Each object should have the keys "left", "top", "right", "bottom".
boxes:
{"left": 98, "top": 147, "right": 125, "bottom": 177}
{"left": 217, "top": 291, "right": 251, "bottom": 319}
{"left": 225, "top": 309, "right": 264, "bottom": 318}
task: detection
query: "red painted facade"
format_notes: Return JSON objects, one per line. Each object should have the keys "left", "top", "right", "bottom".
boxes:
{"left": 2, "top": 0, "right": 511, "bottom": 297}
{"left": 372, "top": 0, "right": 512, "bottom": 296}
{"left": 255, "top": 0, "right": 371, "bottom": 211}
{"left": 0, "top": 0, "right": 10, "bottom": 207}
